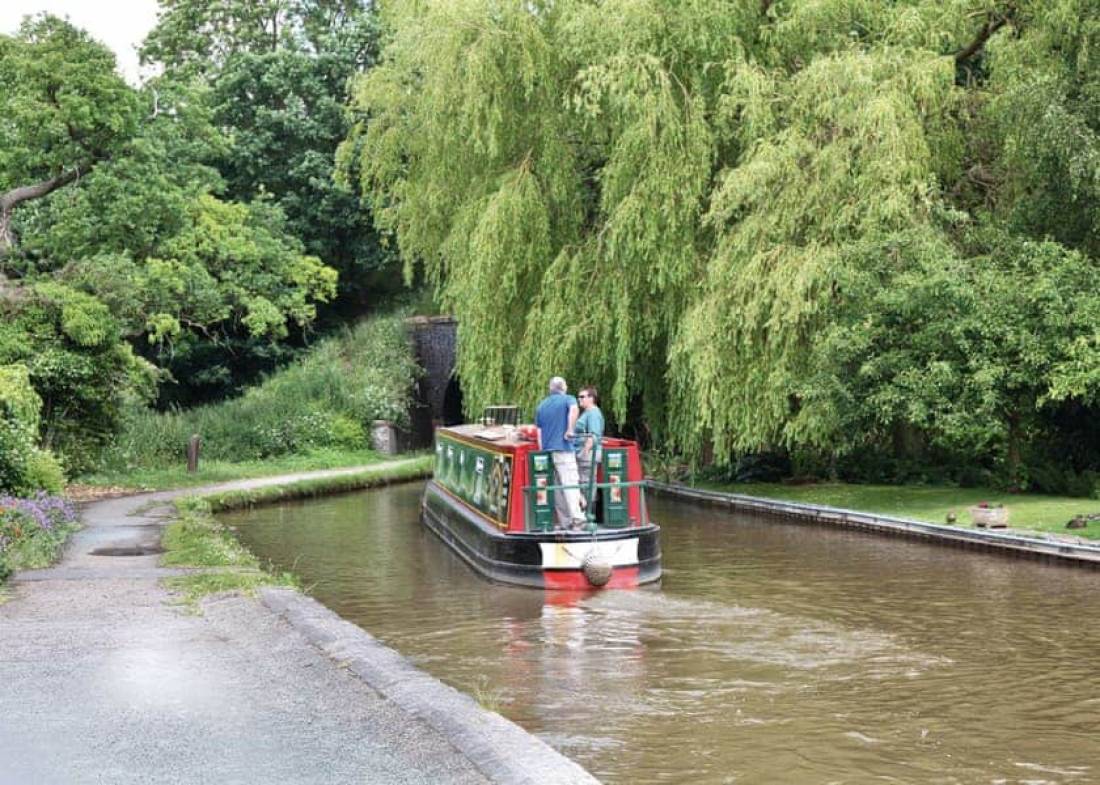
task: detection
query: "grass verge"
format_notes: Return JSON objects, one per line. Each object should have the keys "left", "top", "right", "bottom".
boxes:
{"left": 692, "top": 480, "right": 1100, "bottom": 540}
{"left": 161, "top": 496, "right": 299, "bottom": 610}
{"left": 200, "top": 455, "right": 433, "bottom": 511}
{"left": 76, "top": 447, "right": 389, "bottom": 492}
{"left": 160, "top": 455, "right": 433, "bottom": 607}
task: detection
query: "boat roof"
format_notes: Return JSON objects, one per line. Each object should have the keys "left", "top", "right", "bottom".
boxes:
{"left": 438, "top": 423, "right": 639, "bottom": 450}
{"left": 439, "top": 423, "right": 526, "bottom": 445}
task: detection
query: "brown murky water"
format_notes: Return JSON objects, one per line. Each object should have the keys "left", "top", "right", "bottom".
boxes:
{"left": 223, "top": 483, "right": 1100, "bottom": 784}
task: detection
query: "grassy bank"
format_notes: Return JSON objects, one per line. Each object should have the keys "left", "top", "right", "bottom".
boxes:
{"left": 78, "top": 447, "right": 390, "bottom": 492}
{"left": 88, "top": 314, "right": 419, "bottom": 484}
{"left": 161, "top": 496, "right": 299, "bottom": 609}
{"left": 160, "top": 456, "right": 433, "bottom": 605}
{"left": 692, "top": 480, "right": 1100, "bottom": 541}
{"left": 198, "top": 455, "right": 433, "bottom": 511}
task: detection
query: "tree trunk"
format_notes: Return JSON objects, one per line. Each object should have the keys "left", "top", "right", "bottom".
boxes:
{"left": 1005, "top": 411, "right": 1023, "bottom": 491}
{"left": 0, "top": 165, "right": 87, "bottom": 258}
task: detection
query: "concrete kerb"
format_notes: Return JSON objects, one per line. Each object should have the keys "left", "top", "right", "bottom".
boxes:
{"left": 649, "top": 480, "right": 1100, "bottom": 568}
{"left": 177, "top": 462, "right": 600, "bottom": 785}
{"left": 261, "top": 588, "right": 601, "bottom": 785}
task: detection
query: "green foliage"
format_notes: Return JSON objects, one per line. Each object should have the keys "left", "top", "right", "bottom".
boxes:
{"left": 792, "top": 230, "right": 1100, "bottom": 486}
{"left": 671, "top": 48, "right": 958, "bottom": 456}
{"left": 27, "top": 132, "right": 338, "bottom": 406}
{"left": 49, "top": 196, "right": 336, "bottom": 345}
{"left": 98, "top": 313, "right": 419, "bottom": 471}
{"left": 0, "top": 363, "right": 69, "bottom": 495}
{"left": 984, "top": 2, "right": 1100, "bottom": 256}
{"left": 3, "top": 12, "right": 343, "bottom": 457}
{"left": 0, "top": 365, "right": 40, "bottom": 430}
{"left": 0, "top": 284, "right": 157, "bottom": 474}
{"left": 343, "top": 0, "right": 1100, "bottom": 486}
{"left": 142, "top": 0, "right": 396, "bottom": 316}
{"left": 22, "top": 450, "right": 66, "bottom": 495}
{"left": 18, "top": 79, "right": 225, "bottom": 266}
{"left": 0, "top": 14, "right": 140, "bottom": 190}
{"left": 0, "top": 364, "right": 43, "bottom": 494}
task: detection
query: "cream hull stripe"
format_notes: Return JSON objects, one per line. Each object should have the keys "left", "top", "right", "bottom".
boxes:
{"left": 539, "top": 538, "right": 639, "bottom": 569}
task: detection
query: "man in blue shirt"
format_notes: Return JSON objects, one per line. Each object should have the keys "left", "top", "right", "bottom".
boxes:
{"left": 535, "top": 376, "right": 584, "bottom": 530}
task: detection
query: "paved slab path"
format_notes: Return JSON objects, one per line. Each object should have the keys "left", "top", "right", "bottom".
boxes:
{"left": 0, "top": 463, "right": 599, "bottom": 785}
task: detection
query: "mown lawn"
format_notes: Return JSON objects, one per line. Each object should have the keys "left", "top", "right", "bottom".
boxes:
{"left": 693, "top": 480, "right": 1100, "bottom": 540}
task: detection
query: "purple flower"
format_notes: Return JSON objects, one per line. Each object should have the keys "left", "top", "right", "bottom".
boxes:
{"left": 0, "top": 492, "right": 78, "bottom": 548}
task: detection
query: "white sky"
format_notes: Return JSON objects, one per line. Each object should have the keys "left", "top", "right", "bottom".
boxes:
{"left": 0, "top": 0, "right": 160, "bottom": 84}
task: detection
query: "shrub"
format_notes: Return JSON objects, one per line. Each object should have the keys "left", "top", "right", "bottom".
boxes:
{"left": 0, "top": 491, "right": 79, "bottom": 579}
{"left": 0, "top": 364, "right": 66, "bottom": 495}
{"left": 0, "top": 285, "right": 158, "bottom": 475}
{"left": 24, "top": 449, "right": 66, "bottom": 495}
{"left": 1027, "top": 464, "right": 1098, "bottom": 498}
{"left": 95, "top": 313, "right": 419, "bottom": 471}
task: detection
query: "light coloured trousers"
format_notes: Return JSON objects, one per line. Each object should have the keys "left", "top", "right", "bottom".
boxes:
{"left": 552, "top": 450, "right": 585, "bottom": 527}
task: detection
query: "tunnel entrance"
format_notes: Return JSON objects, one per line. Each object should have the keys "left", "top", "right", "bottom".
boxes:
{"left": 441, "top": 375, "right": 464, "bottom": 426}
{"left": 406, "top": 316, "right": 460, "bottom": 446}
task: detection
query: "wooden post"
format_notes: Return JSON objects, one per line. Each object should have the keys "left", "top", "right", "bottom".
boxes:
{"left": 187, "top": 434, "right": 201, "bottom": 473}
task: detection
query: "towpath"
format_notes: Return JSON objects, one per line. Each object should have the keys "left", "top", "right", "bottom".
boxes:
{"left": 0, "top": 462, "right": 599, "bottom": 785}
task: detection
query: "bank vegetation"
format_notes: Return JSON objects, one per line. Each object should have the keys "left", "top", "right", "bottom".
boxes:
{"left": 340, "top": 0, "right": 1100, "bottom": 496}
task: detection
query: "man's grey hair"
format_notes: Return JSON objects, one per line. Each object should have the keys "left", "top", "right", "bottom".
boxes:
{"left": 548, "top": 376, "right": 567, "bottom": 393}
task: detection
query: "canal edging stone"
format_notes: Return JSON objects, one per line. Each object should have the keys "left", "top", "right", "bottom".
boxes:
{"left": 649, "top": 480, "right": 1100, "bottom": 567}
{"left": 0, "top": 462, "right": 599, "bottom": 785}
{"left": 262, "top": 588, "right": 601, "bottom": 785}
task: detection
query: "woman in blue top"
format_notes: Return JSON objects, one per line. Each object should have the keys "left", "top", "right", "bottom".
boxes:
{"left": 574, "top": 386, "right": 604, "bottom": 509}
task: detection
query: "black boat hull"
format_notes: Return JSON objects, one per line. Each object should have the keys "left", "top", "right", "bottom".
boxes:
{"left": 421, "top": 480, "right": 661, "bottom": 589}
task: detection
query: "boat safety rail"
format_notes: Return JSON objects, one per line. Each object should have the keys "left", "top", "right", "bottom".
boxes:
{"left": 479, "top": 405, "right": 521, "bottom": 426}
{"left": 521, "top": 478, "right": 649, "bottom": 533}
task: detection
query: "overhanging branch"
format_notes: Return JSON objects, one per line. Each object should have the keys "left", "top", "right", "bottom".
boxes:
{"left": 0, "top": 164, "right": 90, "bottom": 258}
{"left": 955, "top": 8, "right": 1013, "bottom": 64}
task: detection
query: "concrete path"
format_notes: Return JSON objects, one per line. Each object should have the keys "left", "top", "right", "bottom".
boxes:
{"left": 0, "top": 463, "right": 599, "bottom": 785}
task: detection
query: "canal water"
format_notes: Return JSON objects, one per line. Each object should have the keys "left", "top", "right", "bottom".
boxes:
{"left": 223, "top": 483, "right": 1100, "bottom": 784}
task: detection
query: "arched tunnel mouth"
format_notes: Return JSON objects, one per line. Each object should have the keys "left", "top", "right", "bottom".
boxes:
{"left": 441, "top": 375, "right": 464, "bottom": 426}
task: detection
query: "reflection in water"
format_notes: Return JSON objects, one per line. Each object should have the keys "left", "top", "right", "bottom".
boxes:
{"left": 224, "top": 482, "right": 1100, "bottom": 784}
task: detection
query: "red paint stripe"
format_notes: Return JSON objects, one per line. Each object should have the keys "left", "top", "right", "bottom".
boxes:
{"left": 542, "top": 566, "right": 640, "bottom": 591}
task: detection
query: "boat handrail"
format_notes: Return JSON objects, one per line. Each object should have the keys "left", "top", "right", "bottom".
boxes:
{"left": 520, "top": 479, "right": 650, "bottom": 532}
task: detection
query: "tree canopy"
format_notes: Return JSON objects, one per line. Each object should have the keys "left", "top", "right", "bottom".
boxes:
{"left": 341, "top": 0, "right": 1100, "bottom": 486}
{"left": 143, "top": 0, "right": 393, "bottom": 317}
{"left": 0, "top": 15, "right": 140, "bottom": 259}
{"left": 0, "top": 12, "right": 342, "bottom": 474}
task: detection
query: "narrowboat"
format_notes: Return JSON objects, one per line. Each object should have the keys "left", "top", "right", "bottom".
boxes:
{"left": 420, "top": 412, "right": 661, "bottom": 590}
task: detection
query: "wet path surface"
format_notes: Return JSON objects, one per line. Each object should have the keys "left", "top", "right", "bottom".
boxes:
{"left": 226, "top": 482, "right": 1100, "bottom": 784}
{"left": 0, "top": 465, "right": 501, "bottom": 785}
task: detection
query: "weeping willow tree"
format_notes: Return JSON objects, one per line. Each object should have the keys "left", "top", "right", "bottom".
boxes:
{"left": 339, "top": 0, "right": 751, "bottom": 424}
{"left": 341, "top": 0, "right": 1100, "bottom": 478}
